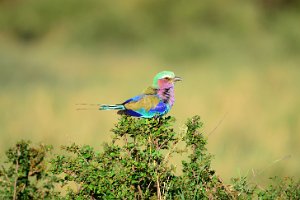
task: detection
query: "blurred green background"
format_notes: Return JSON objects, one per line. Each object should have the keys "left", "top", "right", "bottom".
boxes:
{"left": 1, "top": 0, "right": 300, "bottom": 184}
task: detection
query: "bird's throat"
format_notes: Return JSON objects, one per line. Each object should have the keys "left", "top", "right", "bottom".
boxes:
{"left": 158, "top": 86, "right": 175, "bottom": 106}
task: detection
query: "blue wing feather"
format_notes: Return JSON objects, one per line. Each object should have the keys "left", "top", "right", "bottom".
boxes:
{"left": 124, "top": 110, "right": 142, "bottom": 117}
{"left": 121, "top": 94, "right": 169, "bottom": 118}
{"left": 149, "top": 101, "right": 168, "bottom": 113}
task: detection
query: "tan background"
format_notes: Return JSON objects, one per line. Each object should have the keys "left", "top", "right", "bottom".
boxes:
{"left": 0, "top": 0, "right": 299, "bottom": 185}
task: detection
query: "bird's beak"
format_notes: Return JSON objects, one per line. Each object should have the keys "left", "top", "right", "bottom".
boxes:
{"left": 174, "top": 76, "right": 182, "bottom": 82}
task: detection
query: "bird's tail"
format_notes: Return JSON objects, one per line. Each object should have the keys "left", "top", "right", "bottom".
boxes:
{"left": 76, "top": 103, "right": 100, "bottom": 110}
{"left": 99, "top": 104, "right": 125, "bottom": 110}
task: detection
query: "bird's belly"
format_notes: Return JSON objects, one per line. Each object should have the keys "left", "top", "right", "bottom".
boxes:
{"left": 142, "top": 105, "right": 170, "bottom": 118}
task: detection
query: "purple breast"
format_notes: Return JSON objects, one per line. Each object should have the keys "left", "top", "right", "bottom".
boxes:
{"left": 158, "top": 86, "right": 175, "bottom": 106}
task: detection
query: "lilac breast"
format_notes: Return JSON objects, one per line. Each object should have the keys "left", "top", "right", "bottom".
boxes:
{"left": 158, "top": 86, "right": 175, "bottom": 106}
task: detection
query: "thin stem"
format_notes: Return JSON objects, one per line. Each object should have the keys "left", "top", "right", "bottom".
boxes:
{"left": 13, "top": 147, "right": 20, "bottom": 200}
{"left": 208, "top": 112, "right": 228, "bottom": 137}
{"left": 137, "top": 185, "right": 143, "bottom": 199}
{"left": 156, "top": 175, "right": 162, "bottom": 200}
{"left": 1, "top": 165, "right": 11, "bottom": 184}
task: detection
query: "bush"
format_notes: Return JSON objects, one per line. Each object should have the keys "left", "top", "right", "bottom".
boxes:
{"left": 0, "top": 141, "right": 59, "bottom": 199}
{"left": 1, "top": 115, "right": 299, "bottom": 199}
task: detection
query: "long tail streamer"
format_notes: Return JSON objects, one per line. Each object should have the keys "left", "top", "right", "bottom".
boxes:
{"left": 76, "top": 103, "right": 100, "bottom": 111}
{"left": 99, "top": 104, "right": 125, "bottom": 110}
{"left": 75, "top": 103, "right": 125, "bottom": 111}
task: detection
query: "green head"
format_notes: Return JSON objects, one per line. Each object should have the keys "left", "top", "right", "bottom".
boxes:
{"left": 152, "top": 71, "right": 182, "bottom": 88}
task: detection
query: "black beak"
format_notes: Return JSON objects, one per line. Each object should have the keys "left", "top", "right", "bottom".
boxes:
{"left": 174, "top": 76, "right": 182, "bottom": 82}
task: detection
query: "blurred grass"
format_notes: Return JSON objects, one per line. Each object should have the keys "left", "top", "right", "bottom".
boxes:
{"left": 0, "top": 0, "right": 300, "bottom": 184}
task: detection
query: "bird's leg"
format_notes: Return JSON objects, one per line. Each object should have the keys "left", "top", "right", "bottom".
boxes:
{"left": 153, "top": 115, "right": 160, "bottom": 121}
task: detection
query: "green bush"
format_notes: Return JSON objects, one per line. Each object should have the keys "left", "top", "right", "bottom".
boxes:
{"left": 1, "top": 115, "right": 299, "bottom": 199}
{"left": 0, "top": 141, "right": 60, "bottom": 199}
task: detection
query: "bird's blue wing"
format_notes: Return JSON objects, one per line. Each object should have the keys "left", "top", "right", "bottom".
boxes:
{"left": 123, "top": 110, "right": 142, "bottom": 117}
{"left": 149, "top": 101, "right": 169, "bottom": 114}
{"left": 121, "top": 95, "right": 145, "bottom": 117}
{"left": 121, "top": 94, "right": 169, "bottom": 118}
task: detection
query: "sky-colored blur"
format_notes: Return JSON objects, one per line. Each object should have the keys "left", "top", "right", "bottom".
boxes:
{"left": 0, "top": 0, "right": 299, "bottom": 184}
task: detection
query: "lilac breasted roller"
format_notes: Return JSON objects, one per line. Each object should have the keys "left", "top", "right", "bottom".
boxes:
{"left": 99, "top": 71, "right": 182, "bottom": 118}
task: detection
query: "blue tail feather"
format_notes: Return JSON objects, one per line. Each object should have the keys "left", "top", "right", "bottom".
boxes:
{"left": 99, "top": 104, "right": 125, "bottom": 110}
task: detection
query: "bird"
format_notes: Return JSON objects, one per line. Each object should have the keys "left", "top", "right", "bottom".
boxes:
{"left": 99, "top": 71, "right": 182, "bottom": 118}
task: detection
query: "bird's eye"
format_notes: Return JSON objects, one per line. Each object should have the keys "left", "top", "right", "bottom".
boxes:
{"left": 164, "top": 77, "right": 171, "bottom": 80}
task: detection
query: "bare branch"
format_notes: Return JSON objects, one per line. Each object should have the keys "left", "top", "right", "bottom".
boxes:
{"left": 208, "top": 112, "right": 228, "bottom": 137}
{"left": 13, "top": 146, "right": 20, "bottom": 200}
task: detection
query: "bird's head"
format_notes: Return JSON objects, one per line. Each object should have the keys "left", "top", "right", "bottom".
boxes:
{"left": 152, "top": 71, "right": 182, "bottom": 89}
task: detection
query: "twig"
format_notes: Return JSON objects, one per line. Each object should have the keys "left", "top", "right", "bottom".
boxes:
{"left": 146, "top": 180, "right": 153, "bottom": 191}
{"left": 249, "top": 154, "right": 291, "bottom": 182}
{"left": 156, "top": 175, "right": 162, "bottom": 200}
{"left": 208, "top": 112, "right": 228, "bottom": 137}
{"left": 13, "top": 147, "right": 20, "bottom": 200}
{"left": 77, "top": 183, "right": 82, "bottom": 194}
{"left": 76, "top": 149, "right": 89, "bottom": 165}
{"left": 123, "top": 135, "right": 131, "bottom": 156}
{"left": 163, "top": 133, "right": 185, "bottom": 164}
{"left": 162, "top": 175, "right": 170, "bottom": 200}
{"left": 163, "top": 141, "right": 178, "bottom": 164}
{"left": 216, "top": 176, "right": 235, "bottom": 199}
{"left": 137, "top": 185, "right": 143, "bottom": 199}
{"left": 1, "top": 165, "right": 11, "bottom": 184}
{"left": 157, "top": 139, "right": 169, "bottom": 150}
